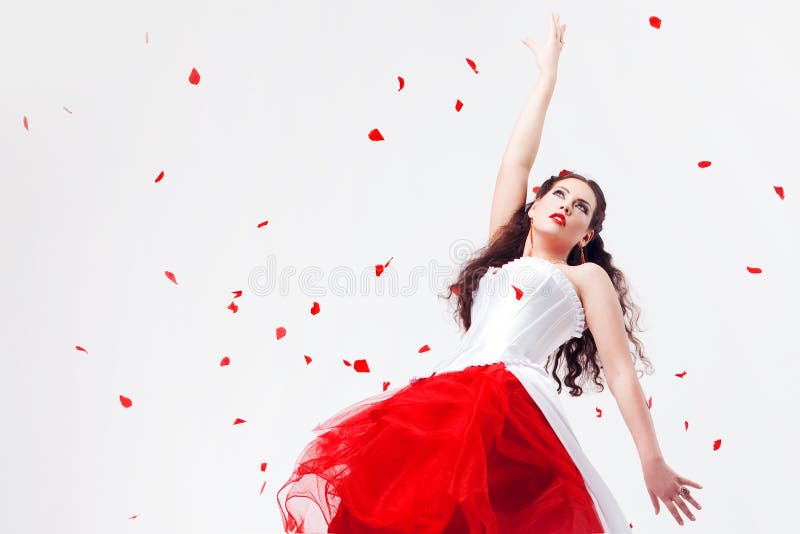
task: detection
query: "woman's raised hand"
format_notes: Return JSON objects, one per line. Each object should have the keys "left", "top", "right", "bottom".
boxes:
{"left": 521, "top": 12, "right": 566, "bottom": 76}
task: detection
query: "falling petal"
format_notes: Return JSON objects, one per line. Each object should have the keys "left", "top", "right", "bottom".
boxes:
{"left": 227, "top": 301, "right": 238, "bottom": 313}
{"left": 649, "top": 16, "right": 662, "bottom": 29}
{"left": 257, "top": 219, "right": 269, "bottom": 228}
{"left": 232, "top": 290, "right": 242, "bottom": 298}
{"left": 353, "top": 359, "right": 370, "bottom": 373}
{"left": 154, "top": 170, "right": 164, "bottom": 183}
{"left": 746, "top": 266, "right": 762, "bottom": 274}
{"left": 697, "top": 160, "right": 711, "bottom": 168}
{"left": 712, "top": 439, "right": 722, "bottom": 451}
{"left": 465, "top": 57, "right": 479, "bottom": 74}
{"left": 63, "top": 106, "right": 73, "bottom": 114}
{"left": 384, "top": 257, "right": 394, "bottom": 267}
{"left": 418, "top": 344, "right": 430, "bottom": 353}
{"left": 512, "top": 285, "right": 524, "bottom": 300}
{"left": 455, "top": 99, "right": 463, "bottom": 112}
{"left": 304, "top": 355, "right": 312, "bottom": 364}
{"left": 260, "top": 462, "right": 268, "bottom": 472}
{"left": 773, "top": 186, "right": 784, "bottom": 199}
{"left": 23, "top": 116, "right": 29, "bottom": 131}
{"left": 382, "top": 381, "right": 390, "bottom": 391}
{"left": 188, "top": 67, "right": 201, "bottom": 85}
{"left": 647, "top": 396, "right": 653, "bottom": 409}
{"left": 343, "top": 360, "right": 351, "bottom": 366}
{"left": 75, "top": 345, "right": 88, "bottom": 354}
{"left": 233, "top": 418, "right": 247, "bottom": 425}
{"left": 145, "top": 32, "right": 149, "bottom": 44}
{"left": 276, "top": 327, "right": 286, "bottom": 340}
{"left": 259, "top": 480, "right": 267, "bottom": 496}
{"left": 310, "top": 301, "right": 320, "bottom": 315}
{"left": 558, "top": 169, "right": 572, "bottom": 177}
{"left": 684, "top": 421, "right": 689, "bottom": 431}
{"left": 220, "top": 356, "right": 230, "bottom": 366}
{"left": 397, "top": 76, "right": 405, "bottom": 91}
{"left": 595, "top": 407, "right": 602, "bottom": 418}
{"left": 129, "top": 515, "right": 139, "bottom": 520}
{"left": 532, "top": 186, "right": 540, "bottom": 194}
{"left": 375, "top": 264, "right": 384, "bottom": 277}
{"left": 368, "top": 128, "right": 384, "bottom": 141}
{"left": 450, "top": 284, "right": 460, "bottom": 297}
{"left": 164, "top": 271, "right": 178, "bottom": 284}
{"left": 120, "top": 395, "right": 133, "bottom": 408}
{"left": 675, "top": 371, "right": 687, "bottom": 378}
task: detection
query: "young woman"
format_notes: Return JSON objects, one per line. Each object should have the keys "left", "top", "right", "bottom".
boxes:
{"left": 276, "top": 12, "right": 703, "bottom": 533}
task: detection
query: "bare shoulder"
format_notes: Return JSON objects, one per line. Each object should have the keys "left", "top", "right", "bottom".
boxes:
{"left": 560, "top": 262, "right": 610, "bottom": 303}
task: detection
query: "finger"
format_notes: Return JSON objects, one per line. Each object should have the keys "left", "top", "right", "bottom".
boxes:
{"left": 679, "top": 477, "right": 704, "bottom": 489}
{"left": 649, "top": 491, "right": 659, "bottom": 514}
{"left": 664, "top": 501, "right": 683, "bottom": 526}
{"left": 683, "top": 494, "right": 703, "bottom": 511}
{"left": 672, "top": 496, "right": 696, "bottom": 522}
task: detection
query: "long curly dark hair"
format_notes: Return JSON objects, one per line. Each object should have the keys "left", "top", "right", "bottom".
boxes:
{"left": 441, "top": 172, "right": 655, "bottom": 397}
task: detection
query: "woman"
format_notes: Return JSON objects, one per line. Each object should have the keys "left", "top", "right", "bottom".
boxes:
{"left": 276, "top": 12, "right": 703, "bottom": 533}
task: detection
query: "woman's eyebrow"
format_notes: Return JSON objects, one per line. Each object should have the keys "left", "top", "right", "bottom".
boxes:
{"left": 556, "top": 186, "right": 591, "bottom": 208}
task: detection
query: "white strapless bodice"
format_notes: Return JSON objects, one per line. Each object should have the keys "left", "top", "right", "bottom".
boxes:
{"left": 432, "top": 255, "right": 586, "bottom": 374}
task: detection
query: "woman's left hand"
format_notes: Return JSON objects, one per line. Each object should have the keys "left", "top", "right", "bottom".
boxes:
{"left": 642, "top": 457, "right": 704, "bottom": 526}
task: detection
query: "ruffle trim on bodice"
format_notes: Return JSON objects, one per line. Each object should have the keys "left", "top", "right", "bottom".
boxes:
{"left": 495, "top": 256, "right": 586, "bottom": 340}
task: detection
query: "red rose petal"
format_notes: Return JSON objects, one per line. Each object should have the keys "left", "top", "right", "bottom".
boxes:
{"left": 397, "top": 76, "right": 405, "bottom": 91}
{"left": 227, "top": 301, "right": 238, "bottom": 313}
{"left": 220, "top": 356, "right": 230, "bottom": 366}
{"left": 649, "top": 16, "right": 662, "bottom": 29}
{"left": 343, "top": 360, "right": 351, "bottom": 366}
{"left": 275, "top": 326, "right": 286, "bottom": 340}
{"left": 746, "top": 266, "right": 762, "bottom": 274}
{"left": 145, "top": 32, "right": 149, "bottom": 44}
{"left": 257, "top": 219, "right": 269, "bottom": 228}
{"left": 647, "top": 396, "right": 653, "bottom": 409}
{"left": 154, "top": 170, "right": 164, "bottom": 183}
{"left": 75, "top": 345, "right": 88, "bottom": 354}
{"left": 455, "top": 99, "right": 463, "bottom": 112}
{"left": 368, "top": 128, "right": 384, "bottom": 141}
{"left": 23, "top": 115, "right": 29, "bottom": 131}
{"left": 259, "top": 480, "right": 267, "bottom": 496}
{"left": 353, "top": 359, "right": 370, "bottom": 373}
{"left": 375, "top": 264, "right": 384, "bottom": 276}
{"left": 558, "top": 169, "right": 572, "bottom": 177}
{"left": 129, "top": 514, "right": 139, "bottom": 519}
{"left": 450, "top": 284, "right": 460, "bottom": 297}
{"left": 120, "top": 395, "right": 133, "bottom": 408}
{"left": 698, "top": 160, "right": 711, "bottom": 168}
{"left": 260, "top": 462, "right": 267, "bottom": 472}
{"left": 310, "top": 301, "right": 320, "bottom": 315}
{"left": 382, "top": 381, "right": 390, "bottom": 391}
{"left": 384, "top": 256, "right": 394, "bottom": 267}
{"left": 465, "top": 57, "right": 479, "bottom": 74}
{"left": 232, "top": 290, "right": 242, "bottom": 298}
{"left": 512, "top": 285, "right": 524, "bottom": 300}
{"left": 774, "top": 186, "right": 784, "bottom": 199}
{"left": 713, "top": 439, "right": 722, "bottom": 451}
{"left": 164, "top": 271, "right": 178, "bottom": 284}
{"left": 188, "top": 67, "right": 201, "bottom": 85}
{"left": 684, "top": 420, "right": 689, "bottom": 431}
{"left": 675, "top": 371, "right": 687, "bottom": 378}
{"left": 595, "top": 407, "right": 602, "bottom": 418}
{"left": 418, "top": 344, "right": 430, "bottom": 353}
{"left": 233, "top": 418, "right": 246, "bottom": 425}
{"left": 532, "top": 186, "right": 540, "bottom": 194}
{"left": 304, "top": 355, "right": 312, "bottom": 364}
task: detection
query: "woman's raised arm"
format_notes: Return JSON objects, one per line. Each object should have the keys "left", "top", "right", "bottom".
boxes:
{"left": 489, "top": 12, "right": 566, "bottom": 244}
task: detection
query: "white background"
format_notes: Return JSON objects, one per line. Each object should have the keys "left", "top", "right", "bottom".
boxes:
{"left": 2, "top": 1, "right": 798, "bottom": 532}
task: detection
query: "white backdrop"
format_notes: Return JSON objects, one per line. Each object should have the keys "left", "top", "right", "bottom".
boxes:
{"left": 2, "top": 1, "right": 798, "bottom": 532}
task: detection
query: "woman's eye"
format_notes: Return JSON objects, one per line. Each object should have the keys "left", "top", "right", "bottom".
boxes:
{"left": 554, "top": 190, "right": 588, "bottom": 213}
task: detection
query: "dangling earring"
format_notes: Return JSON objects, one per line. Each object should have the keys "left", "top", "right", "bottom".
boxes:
{"left": 529, "top": 217, "right": 534, "bottom": 249}
{"left": 579, "top": 243, "right": 586, "bottom": 264}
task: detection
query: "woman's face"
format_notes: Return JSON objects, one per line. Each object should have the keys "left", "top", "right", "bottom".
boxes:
{"left": 528, "top": 178, "right": 597, "bottom": 248}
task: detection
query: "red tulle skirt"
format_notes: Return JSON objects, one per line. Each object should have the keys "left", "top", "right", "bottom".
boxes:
{"left": 276, "top": 362, "right": 605, "bottom": 533}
